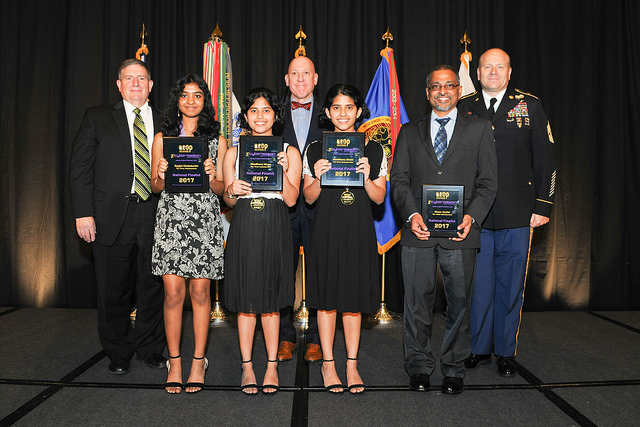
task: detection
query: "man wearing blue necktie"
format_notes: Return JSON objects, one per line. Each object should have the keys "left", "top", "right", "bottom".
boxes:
{"left": 391, "top": 64, "right": 497, "bottom": 394}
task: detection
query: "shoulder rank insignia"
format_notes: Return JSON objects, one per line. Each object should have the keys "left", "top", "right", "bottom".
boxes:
{"left": 459, "top": 91, "right": 478, "bottom": 100}
{"left": 515, "top": 88, "right": 539, "bottom": 99}
{"left": 547, "top": 122, "right": 554, "bottom": 143}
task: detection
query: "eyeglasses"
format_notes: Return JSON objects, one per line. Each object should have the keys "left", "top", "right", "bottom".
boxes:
{"left": 428, "top": 83, "right": 460, "bottom": 91}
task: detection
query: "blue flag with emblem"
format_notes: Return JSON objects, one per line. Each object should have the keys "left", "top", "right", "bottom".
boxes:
{"left": 359, "top": 48, "right": 409, "bottom": 254}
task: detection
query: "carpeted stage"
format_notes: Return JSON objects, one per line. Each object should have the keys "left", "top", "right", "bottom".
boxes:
{"left": 0, "top": 307, "right": 638, "bottom": 426}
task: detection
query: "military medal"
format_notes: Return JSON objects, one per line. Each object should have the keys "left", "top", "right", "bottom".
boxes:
{"left": 516, "top": 117, "right": 522, "bottom": 128}
{"left": 250, "top": 197, "right": 265, "bottom": 211}
{"left": 340, "top": 188, "right": 355, "bottom": 205}
{"left": 525, "top": 117, "right": 530, "bottom": 126}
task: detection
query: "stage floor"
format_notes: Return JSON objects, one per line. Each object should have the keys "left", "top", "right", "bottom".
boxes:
{"left": 1, "top": 307, "right": 639, "bottom": 426}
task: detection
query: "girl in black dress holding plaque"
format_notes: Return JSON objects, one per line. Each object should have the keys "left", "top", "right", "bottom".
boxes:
{"left": 303, "top": 84, "right": 386, "bottom": 394}
{"left": 151, "top": 74, "right": 227, "bottom": 394}
{"left": 222, "top": 87, "right": 302, "bottom": 395}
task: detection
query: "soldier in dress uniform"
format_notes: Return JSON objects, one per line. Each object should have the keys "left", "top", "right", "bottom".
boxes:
{"left": 457, "top": 48, "right": 556, "bottom": 377}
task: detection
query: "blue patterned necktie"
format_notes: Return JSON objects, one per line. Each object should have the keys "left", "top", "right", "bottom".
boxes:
{"left": 133, "top": 108, "right": 152, "bottom": 200}
{"left": 434, "top": 117, "right": 450, "bottom": 164}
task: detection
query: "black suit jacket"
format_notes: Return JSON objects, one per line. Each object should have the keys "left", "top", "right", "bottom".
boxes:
{"left": 458, "top": 87, "right": 555, "bottom": 229}
{"left": 70, "top": 100, "right": 161, "bottom": 246}
{"left": 390, "top": 111, "right": 498, "bottom": 249}
{"left": 281, "top": 94, "right": 324, "bottom": 220}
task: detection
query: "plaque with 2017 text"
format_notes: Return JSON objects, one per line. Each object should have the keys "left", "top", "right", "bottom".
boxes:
{"left": 239, "top": 135, "right": 283, "bottom": 191}
{"left": 422, "top": 185, "right": 464, "bottom": 238}
{"left": 320, "top": 132, "right": 364, "bottom": 187}
{"left": 163, "top": 137, "right": 208, "bottom": 192}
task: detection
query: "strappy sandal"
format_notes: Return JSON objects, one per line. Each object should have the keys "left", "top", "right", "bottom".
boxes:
{"left": 262, "top": 359, "right": 280, "bottom": 395}
{"left": 346, "top": 357, "right": 365, "bottom": 394}
{"left": 321, "top": 359, "right": 344, "bottom": 393}
{"left": 240, "top": 360, "right": 258, "bottom": 395}
{"left": 165, "top": 354, "right": 182, "bottom": 394}
{"left": 185, "top": 355, "right": 208, "bottom": 393}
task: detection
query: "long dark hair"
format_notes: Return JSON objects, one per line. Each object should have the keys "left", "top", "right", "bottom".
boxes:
{"left": 160, "top": 74, "right": 220, "bottom": 138}
{"left": 237, "top": 87, "right": 284, "bottom": 135}
{"left": 318, "top": 83, "right": 371, "bottom": 130}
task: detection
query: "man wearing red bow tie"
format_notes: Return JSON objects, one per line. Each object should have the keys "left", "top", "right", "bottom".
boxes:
{"left": 277, "top": 55, "right": 324, "bottom": 364}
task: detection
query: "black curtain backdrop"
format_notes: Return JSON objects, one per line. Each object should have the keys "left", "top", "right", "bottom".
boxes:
{"left": 1, "top": 0, "right": 638, "bottom": 310}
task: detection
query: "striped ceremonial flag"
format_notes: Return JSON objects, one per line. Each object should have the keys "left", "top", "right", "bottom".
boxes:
{"left": 359, "top": 48, "right": 410, "bottom": 254}
{"left": 203, "top": 38, "right": 241, "bottom": 146}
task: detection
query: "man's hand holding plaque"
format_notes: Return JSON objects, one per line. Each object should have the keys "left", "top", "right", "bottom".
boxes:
{"left": 421, "top": 185, "right": 465, "bottom": 238}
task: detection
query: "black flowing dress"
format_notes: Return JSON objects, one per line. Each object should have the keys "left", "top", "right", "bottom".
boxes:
{"left": 223, "top": 145, "right": 295, "bottom": 314}
{"left": 304, "top": 138, "right": 385, "bottom": 313}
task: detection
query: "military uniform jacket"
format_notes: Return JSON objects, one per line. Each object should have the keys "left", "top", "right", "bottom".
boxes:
{"left": 390, "top": 112, "right": 498, "bottom": 250}
{"left": 458, "top": 87, "right": 555, "bottom": 229}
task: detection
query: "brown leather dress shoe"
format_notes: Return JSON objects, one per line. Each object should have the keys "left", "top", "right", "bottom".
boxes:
{"left": 276, "top": 341, "right": 297, "bottom": 362}
{"left": 304, "top": 343, "right": 323, "bottom": 363}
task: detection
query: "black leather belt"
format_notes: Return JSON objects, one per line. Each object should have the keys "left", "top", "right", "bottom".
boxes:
{"left": 128, "top": 194, "right": 150, "bottom": 203}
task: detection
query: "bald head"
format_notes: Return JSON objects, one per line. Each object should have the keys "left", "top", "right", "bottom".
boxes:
{"left": 285, "top": 56, "right": 318, "bottom": 102}
{"left": 477, "top": 48, "right": 512, "bottom": 95}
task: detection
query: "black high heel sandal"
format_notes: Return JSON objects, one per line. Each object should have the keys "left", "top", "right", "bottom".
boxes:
{"left": 184, "top": 355, "right": 208, "bottom": 393}
{"left": 321, "top": 359, "right": 344, "bottom": 393}
{"left": 262, "top": 359, "right": 280, "bottom": 395}
{"left": 165, "top": 354, "right": 182, "bottom": 394}
{"left": 346, "top": 357, "right": 364, "bottom": 394}
{"left": 240, "top": 360, "right": 259, "bottom": 395}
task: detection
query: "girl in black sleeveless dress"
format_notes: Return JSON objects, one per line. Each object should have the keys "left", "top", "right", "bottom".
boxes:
{"left": 303, "top": 84, "right": 386, "bottom": 393}
{"left": 222, "top": 88, "right": 301, "bottom": 395}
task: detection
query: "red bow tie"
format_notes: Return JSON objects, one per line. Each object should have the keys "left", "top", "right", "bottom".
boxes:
{"left": 291, "top": 101, "right": 311, "bottom": 110}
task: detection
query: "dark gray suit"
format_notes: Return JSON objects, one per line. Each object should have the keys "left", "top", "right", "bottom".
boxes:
{"left": 69, "top": 100, "right": 164, "bottom": 362}
{"left": 391, "top": 110, "right": 497, "bottom": 378}
{"left": 279, "top": 95, "right": 323, "bottom": 344}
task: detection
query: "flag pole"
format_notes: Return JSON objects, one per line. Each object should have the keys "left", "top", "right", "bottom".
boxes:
{"left": 291, "top": 26, "right": 309, "bottom": 322}
{"left": 293, "top": 246, "right": 309, "bottom": 322}
{"left": 131, "top": 23, "right": 149, "bottom": 323}
{"left": 204, "top": 24, "right": 233, "bottom": 323}
{"left": 366, "top": 28, "right": 402, "bottom": 323}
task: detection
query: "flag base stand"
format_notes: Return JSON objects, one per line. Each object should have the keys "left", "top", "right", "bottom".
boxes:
{"left": 210, "top": 301, "right": 232, "bottom": 324}
{"left": 294, "top": 300, "right": 309, "bottom": 323}
{"left": 369, "top": 302, "right": 400, "bottom": 324}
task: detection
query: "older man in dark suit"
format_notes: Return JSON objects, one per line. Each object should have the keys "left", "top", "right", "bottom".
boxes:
{"left": 70, "top": 58, "right": 165, "bottom": 374}
{"left": 391, "top": 65, "right": 497, "bottom": 394}
{"left": 277, "top": 55, "right": 324, "bottom": 363}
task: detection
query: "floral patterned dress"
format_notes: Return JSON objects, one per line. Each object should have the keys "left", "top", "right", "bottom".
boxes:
{"left": 151, "top": 136, "right": 224, "bottom": 279}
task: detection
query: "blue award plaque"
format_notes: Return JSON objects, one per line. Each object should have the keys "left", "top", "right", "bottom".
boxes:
{"left": 320, "top": 132, "right": 364, "bottom": 188}
{"left": 239, "top": 136, "right": 283, "bottom": 191}
{"left": 163, "top": 137, "right": 208, "bottom": 192}
{"left": 422, "top": 185, "right": 464, "bottom": 238}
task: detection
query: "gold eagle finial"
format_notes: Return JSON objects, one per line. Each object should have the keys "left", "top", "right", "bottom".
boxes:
{"left": 295, "top": 26, "right": 307, "bottom": 57}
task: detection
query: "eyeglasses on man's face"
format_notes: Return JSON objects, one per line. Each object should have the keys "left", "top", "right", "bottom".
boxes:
{"left": 428, "top": 83, "right": 460, "bottom": 92}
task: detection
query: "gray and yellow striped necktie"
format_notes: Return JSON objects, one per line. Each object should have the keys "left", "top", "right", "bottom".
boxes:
{"left": 133, "top": 108, "right": 151, "bottom": 200}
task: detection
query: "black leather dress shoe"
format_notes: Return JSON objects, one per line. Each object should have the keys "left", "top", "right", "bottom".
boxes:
{"left": 409, "top": 373, "right": 430, "bottom": 391}
{"left": 441, "top": 376, "right": 464, "bottom": 394}
{"left": 108, "top": 359, "right": 131, "bottom": 375}
{"left": 464, "top": 353, "right": 491, "bottom": 369}
{"left": 138, "top": 353, "right": 167, "bottom": 369}
{"left": 497, "top": 357, "right": 518, "bottom": 377}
